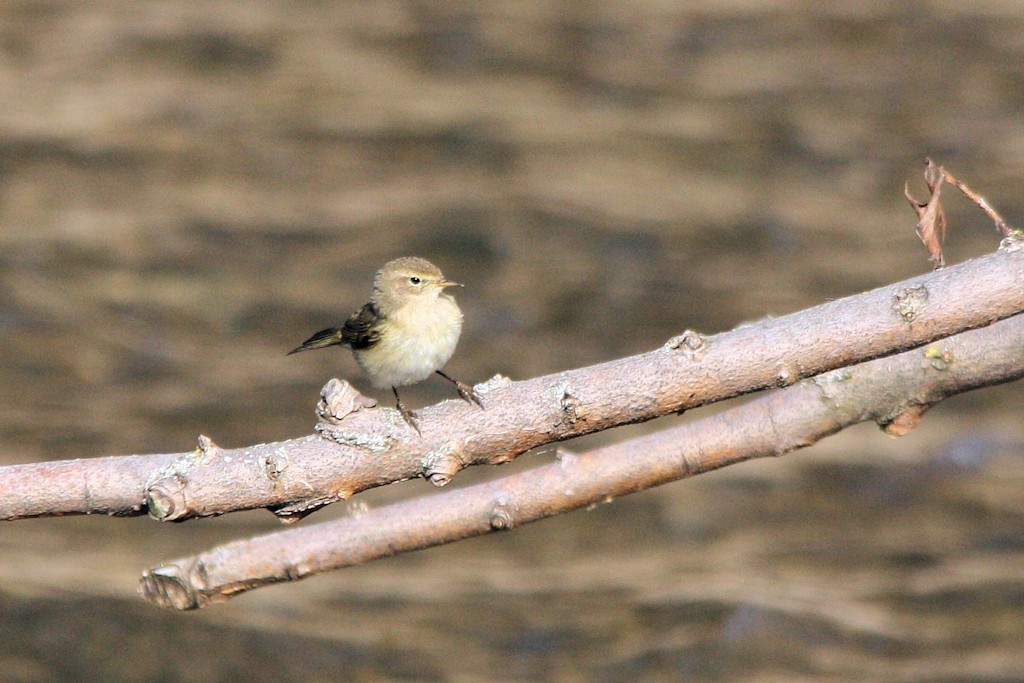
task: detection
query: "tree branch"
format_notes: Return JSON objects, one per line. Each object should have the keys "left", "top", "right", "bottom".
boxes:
{"left": 138, "top": 309, "right": 1024, "bottom": 609}
{"left": 1, "top": 242, "right": 1022, "bottom": 523}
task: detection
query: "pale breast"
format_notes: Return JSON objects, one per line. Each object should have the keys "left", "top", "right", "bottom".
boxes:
{"left": 354, "top": 295, "right": 463, "bottom": 388}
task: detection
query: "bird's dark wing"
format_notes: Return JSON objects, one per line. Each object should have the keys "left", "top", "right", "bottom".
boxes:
{"left": 341, "top": 302, "right": 382, "bottom": 350}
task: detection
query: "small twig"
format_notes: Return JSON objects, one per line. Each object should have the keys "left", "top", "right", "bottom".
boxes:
{"left": 929, "top": 157, "right": 1014, "bottom": 238}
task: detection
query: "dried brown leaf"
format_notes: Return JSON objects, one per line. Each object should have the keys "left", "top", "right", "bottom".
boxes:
{"left": 923, "top": 157, "right": 943, "bottom": 193}
{"left": 905, "top": 159, "right": 946, "bottom": 269}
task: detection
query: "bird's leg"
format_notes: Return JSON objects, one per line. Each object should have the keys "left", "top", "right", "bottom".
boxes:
{"left": 435, "top": 370, "right": 484, "bottom": 409}
{"left": 393, "top": 386, "right": 421, "bottom": 434}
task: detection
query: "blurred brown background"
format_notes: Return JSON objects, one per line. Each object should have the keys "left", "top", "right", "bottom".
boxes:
{"left": 2, "top": 2, "right": 1023, "bottom": 681}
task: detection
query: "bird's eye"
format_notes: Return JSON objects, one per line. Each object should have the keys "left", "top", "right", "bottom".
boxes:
{"left": 409, "top": 276, "right": 421, "bottom": 285}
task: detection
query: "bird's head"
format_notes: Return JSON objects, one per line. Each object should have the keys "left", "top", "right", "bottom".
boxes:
{"left": 373, "top": 256, "right": 461, "bottom": 313}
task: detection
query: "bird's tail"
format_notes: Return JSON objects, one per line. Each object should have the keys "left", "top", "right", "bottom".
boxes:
{"left": 287, "top": 328, "right": 345, "bottom": 355}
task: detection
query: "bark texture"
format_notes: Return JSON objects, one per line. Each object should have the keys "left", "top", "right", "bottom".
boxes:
{"left": 0, "top": 243, "right": 1021, "bottom": 525}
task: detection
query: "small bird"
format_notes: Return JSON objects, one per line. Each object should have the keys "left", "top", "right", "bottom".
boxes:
{"left": 288, "top": 256, "right": 482, "bottom": 431}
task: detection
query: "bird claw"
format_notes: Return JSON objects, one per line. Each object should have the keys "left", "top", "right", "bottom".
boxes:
{"left": 396, "top": 401, "right": 421, "bottom": 434}
{"left": 435, "top": 370, "right": 484, "bottom": 410}
{"left": 455, "top": 381, "right": 485, "bottom": 409}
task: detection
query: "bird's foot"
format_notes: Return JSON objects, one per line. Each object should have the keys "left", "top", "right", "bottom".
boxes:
{"left": 392, "top": 387, "right": 421, "bottom": 434}
{"left": 396, "top": 401, "right": 421, "bottom": 434}
{"left": 436, "top": 370, "right": 484, "bottom": 409}
{"left": 454, "top": 381, "right": 484, "bottom": 409}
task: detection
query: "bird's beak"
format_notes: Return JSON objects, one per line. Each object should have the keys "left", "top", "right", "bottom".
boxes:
{"left": 435, "top": 279, "right": 463, "bottom": 288}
